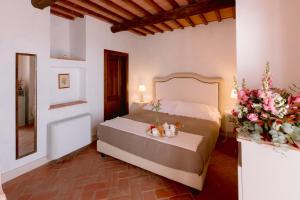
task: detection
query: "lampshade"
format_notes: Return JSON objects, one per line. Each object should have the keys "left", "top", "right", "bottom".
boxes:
{"left": 138, "top": 84, "right": 146, "bottom": 92}
{"left": 230, "top": 89, "right": 237, "bottom": 99}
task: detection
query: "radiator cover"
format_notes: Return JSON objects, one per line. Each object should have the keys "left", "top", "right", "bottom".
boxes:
{"left": 48, "top": 114, "right": 91, "bottom": 160}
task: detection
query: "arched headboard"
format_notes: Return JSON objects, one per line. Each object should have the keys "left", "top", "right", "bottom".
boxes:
{"left": 153, "top": 72, "right": 223, "bottom": 111}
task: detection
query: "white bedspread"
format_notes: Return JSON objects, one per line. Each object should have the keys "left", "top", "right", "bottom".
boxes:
{"left": 101, "top": 117, "right": 203, "bottom": 152}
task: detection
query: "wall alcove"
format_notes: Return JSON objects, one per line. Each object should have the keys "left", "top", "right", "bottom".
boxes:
{"left": 50, "top": 15, "right": 86, "bottom": 61}
{"left": 49, "top": 15, "right": 87, "bottom": 110}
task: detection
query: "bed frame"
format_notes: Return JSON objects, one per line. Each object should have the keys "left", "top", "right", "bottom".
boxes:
{"left": 97, "top": 72, "right": 223, "bottom": 190}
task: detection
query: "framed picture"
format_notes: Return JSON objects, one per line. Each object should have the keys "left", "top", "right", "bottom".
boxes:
{"left": 58, "top": 74, "right": 70, "bottom": 89}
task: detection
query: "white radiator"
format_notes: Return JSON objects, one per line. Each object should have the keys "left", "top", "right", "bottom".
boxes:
{"left": 48, "top": 114, "right": 91, "bottom": 160}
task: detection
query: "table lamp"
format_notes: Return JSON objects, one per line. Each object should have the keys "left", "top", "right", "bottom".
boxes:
{"left": 138, "top": 84, "right": 146, "bottom": 102}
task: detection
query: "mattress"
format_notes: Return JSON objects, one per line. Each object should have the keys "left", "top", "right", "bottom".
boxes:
{"left": 97, "top": 109, "right": 220, "bottom": 175}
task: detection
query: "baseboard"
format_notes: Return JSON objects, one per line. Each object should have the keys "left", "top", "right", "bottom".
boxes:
{"left": 1, "top": 157, "right": 49, "bottom": 184}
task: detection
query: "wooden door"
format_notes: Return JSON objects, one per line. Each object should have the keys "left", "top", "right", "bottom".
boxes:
{"left": 104, "top": 50, "right": 129, "bottom": 120}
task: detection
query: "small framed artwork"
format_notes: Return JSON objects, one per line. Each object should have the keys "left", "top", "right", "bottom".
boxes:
{"left": 58, "top": 73, "right": 70, "bottom": 89}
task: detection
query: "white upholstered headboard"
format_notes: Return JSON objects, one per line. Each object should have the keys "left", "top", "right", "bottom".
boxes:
{"left": 153, "top": 72, "right": 223, "bottom": 110}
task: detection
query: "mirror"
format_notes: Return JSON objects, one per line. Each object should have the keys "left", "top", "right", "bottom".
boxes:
{"left": 16, "top": 53, "right": 37, "bottom": 159}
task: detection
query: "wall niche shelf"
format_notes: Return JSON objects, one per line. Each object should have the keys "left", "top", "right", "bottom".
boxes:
{"left": 49, "top": 100, "right": 87, "bottom": 110}
{"left": 50, "top": 15, "right": 86, "bottom": 60}
{"left": 50, "top": 57, "right": 86, "bottom": 62}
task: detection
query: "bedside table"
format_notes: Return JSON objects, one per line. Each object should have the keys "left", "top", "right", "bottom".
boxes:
{"left": 221, "top": 110, "right": 235, "bottom": 139}
{"left": 130, "top": 101, "right": 149, "bottom": 113}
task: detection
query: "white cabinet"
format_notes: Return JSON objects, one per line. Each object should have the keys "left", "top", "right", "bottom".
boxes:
{"left": 238, "top": 138, "right": 300, "bottom": 200}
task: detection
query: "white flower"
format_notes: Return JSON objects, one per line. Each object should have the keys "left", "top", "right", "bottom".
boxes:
{"left": 272, "top": 122, "right": 282, "bottom": 131}
{"left": 281, "top": 123, "right": 294, "bottom": 134}
{"left": 252, "top": 103, "right": 262, "bottom": 110}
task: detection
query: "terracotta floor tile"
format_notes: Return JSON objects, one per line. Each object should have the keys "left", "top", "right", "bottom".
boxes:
{"left": 3, "top": 138, "right": 238, "bottom": 200}
{"left": 169, "top": 193, "right": 194, "bottom": 200}
{"left": 16, "top": 194, "right": 32, "bottom": 200}
{"left": 95, "top": 189, "right": 109, "bottom": 199}
{"left": 143, "top": 191, "right": 157, "bottom": 200}
{"left": 84, "top": 181, "right": 108, "bottom": 191}
{"left": 155, "top": 187, "right": 177, "bottom": 199}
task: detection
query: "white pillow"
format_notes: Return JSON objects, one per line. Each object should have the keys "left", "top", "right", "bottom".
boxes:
{"left": 144, "top": 99, "right": 220, "bottom": 123}
{"left": 143, "top": 99, "right": 178, "bottom": 114}
{"left": 174, "top": 101, "right": 221, "bottom": 123}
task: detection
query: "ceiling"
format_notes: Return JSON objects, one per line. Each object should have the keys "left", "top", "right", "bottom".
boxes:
{"left": 47, "top": 0, "right": 236, "bottom": 36}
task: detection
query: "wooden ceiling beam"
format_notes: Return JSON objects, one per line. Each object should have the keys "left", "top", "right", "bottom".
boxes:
{"left": 94, "top": 0, "right": 151, "bottom": 34}
{"left": 144, "top": 0, "right": 178, "bottom": 30}
{"left": 198, "top": 13, "right": 208, "bottom": 25}
{"left": 185, "top": 17, "right": 195, "bottom": 27}
{"left": 186, "top": 0, "right": 197, "bottom": 27}
{"left": 157, "top": 22, "right": 173, "bottom": 31}
{"left": 32, "top": 0, "right": 58, "bottom": 9}
{"left": 59, "top": 0, "right": 119, "bottom": 24}
{"left": 96, "top": 0, "right": 136, "bottom": 19}
{"left": 166, "top": 0, "right": 179, "bottom": 8}
{"left": 111, "top": 0, "right": 235, "bottom": 33}
{"left": 165, "top": 0, "right": 185, "bottom": 29}
{"left": 130, "top": 29, "right": 146, "bottom": 36}
{"left": 215, "top": 9, "right": 222, "bottom": 22}
{"left": 123, "top": 0, "right": 163, "bottom": 33}
{"left": 50, "top": 9, "right": 74, "bottom": 20}
{"left": 138, "top": 0, "right": 173, "bottom": 31}
{"left": 167, "top": 0, "right": 195, "bottom": 28}
{"left": 144, "top": 0, "right": 165, "bottom": 14}
{"left": 94, "top": 0, "right": 157, "bottom": 35}
{"left": 55, "top": 1, "right": 86, "bottom": 14}
{"left": 69, "top": 0, "right": 127, "bottom": 21}
{"left": 51, "top": 4, "right": 84, "bottom": 18}
{"left": 96, "top": 0, "right": 163, "bottom": 34}
{"left": 51, "top": 7, "right": 77, "bottom": 18}
{"left": 142, "top": 28, "right": 155, "bottom": 35}
{"left": 122, "top": 0, "right": 151, "bottom": 16}
{"left": 147, "top": 25, "right": 163, "bottom": 33}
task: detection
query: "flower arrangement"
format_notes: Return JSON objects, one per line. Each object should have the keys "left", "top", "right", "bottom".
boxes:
{"left": 150, "top": 99, "right": 162, "bottom": 125}
{"left": 232, "top": 63, "right": 300, "bottom": 148}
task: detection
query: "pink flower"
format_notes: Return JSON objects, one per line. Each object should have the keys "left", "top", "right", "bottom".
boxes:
{"left": 247, "top": 113, "right": 258, "bottom": 122}
{"left": 238, "top": 89, "right": 249, "bottom": 104}
{"left": 250, "top": 90, "right": 259, "bottom": 98}
{"left": 293, "top": 93, "right": 300, "bottom": 103}
{"left": 232, "top": 109, "right": 238, "bottom": 117}
{"left": 261, "top": 113, "right": 268, "bottom": 119}
{"left": 258, "top": 89, "right": 265, "bottom": 98}
{"left": 263, "top": 97, "right": 276, "bottom": 113}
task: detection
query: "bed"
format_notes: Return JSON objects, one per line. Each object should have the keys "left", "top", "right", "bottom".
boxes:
{"left": 97, "top": 72, "right": 223, "bottom": 190}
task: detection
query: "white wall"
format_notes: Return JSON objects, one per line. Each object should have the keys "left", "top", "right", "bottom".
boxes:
{"left": 0, "top": 0, "right": 50, "bottom": 174}
{"left": 236, "top": 0, "right": 300, "bottom": 89}
{"left": 129, "top": 20, "right": 236, "bottom": 111}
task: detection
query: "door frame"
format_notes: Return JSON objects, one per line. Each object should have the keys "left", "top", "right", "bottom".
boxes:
{"left": 104, "top": 49, "right": 129, "bottom": 120}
